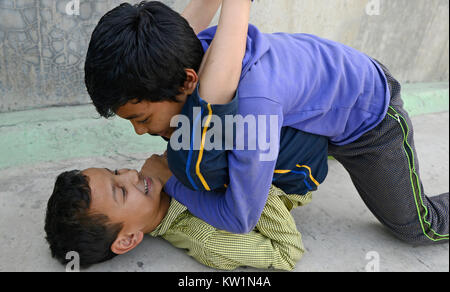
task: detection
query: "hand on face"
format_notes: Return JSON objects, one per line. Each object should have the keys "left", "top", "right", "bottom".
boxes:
{"left": 140, "top": 153, "right": 172, "bottom": 186}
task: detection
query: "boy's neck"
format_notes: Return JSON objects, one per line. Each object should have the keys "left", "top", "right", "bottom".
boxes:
{"left": 143, "top": 191, "right": 171, "bottom": 234}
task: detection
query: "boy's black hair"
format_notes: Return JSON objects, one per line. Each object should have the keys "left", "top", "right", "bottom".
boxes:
{"left": 44, "top": 170, "right": 123, "bottom": 269}
{"left": 85, "top": 1, "right": 204, "bottom": 118}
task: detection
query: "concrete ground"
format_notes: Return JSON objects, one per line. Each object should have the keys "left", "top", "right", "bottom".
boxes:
{"left": 0, "top": 111, "right": 448, "bottom": 272}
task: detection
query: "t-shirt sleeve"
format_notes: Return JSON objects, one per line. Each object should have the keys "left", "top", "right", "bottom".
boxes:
{"left": 164, "top": 97, "right": 284, "bottom": 233}
{"left": 167, "top": 82, "right": 239, "bottom": 192}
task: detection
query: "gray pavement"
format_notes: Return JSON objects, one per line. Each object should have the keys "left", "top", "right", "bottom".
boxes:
{"left": 0, "top": 112, "right": 448, "bottom": 272}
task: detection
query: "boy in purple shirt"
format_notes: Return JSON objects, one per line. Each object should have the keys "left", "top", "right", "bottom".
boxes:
{"left": 84, "top": 0, "right": 448, "bottom": 244}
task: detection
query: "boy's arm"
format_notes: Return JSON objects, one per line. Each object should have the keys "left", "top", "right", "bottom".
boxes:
{"left": 197, "top": 0, "right": 252, "bottom": 105}
{"left": 164, "top": 97, "right": 284, "bottom": 233}
{"left": 166, "top": 82, "right": 238, "bottom": 192}
{"left": 181, "top": 0, "right": 222, "bottom": 36}
{"left": 198, "top": 185, "right": 304, "bottom": 271}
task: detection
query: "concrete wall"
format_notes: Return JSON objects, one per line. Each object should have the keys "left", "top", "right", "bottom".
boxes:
{"left": 0, "top": 0, "right": 448, "bottom": 113}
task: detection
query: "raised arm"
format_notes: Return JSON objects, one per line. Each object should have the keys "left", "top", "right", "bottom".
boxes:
{"left": 197, "top": 0, "right": 252, "bottom": 105}
{"left": 181, "top": 0, "right": 223, "bottom": 36}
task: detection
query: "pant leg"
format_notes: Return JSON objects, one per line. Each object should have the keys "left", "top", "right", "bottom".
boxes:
{"left": 328, "top": 61, "right": 449, "bottom": 244}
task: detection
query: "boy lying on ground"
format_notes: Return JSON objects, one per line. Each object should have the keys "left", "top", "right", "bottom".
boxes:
{"left": 44, "top": 94, "right": 329, "bottom": 270}
{"left": 44, "top": 165, "right": 312, "bottom": 271}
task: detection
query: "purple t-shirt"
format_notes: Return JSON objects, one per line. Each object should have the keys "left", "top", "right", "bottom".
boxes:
{"left": 164, "top": 23, "right": 390, "bottom": 233}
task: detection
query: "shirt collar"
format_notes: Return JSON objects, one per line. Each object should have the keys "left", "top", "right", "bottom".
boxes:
{"left": 149, "top": 198, "right": 187, "bottom": 237}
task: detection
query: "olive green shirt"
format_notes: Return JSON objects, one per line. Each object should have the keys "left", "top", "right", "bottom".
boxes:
{"left": 149, "top": 185, "right": 312, "bottom": 271}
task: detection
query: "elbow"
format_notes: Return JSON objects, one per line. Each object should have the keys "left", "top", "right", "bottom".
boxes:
{"left": 289, "top": 244, "right": 306, "bottom": 270}
{"left": 240, "top": 223, "right": 257, "bottom": 234}
{"left": 240, "top": 215, "right": 259, "bottom": 233}
{"left": 235, "top": 211, "right": 261, "bottom": 234}
{"left": 222, "top": 202, "right": 261, "bottom": 233}
{"left": 292, "top": 248, "right": 305, "bottom": 267}
{"left": 229, "top": 221, "right": 257, "bottom": 234}
{"left": 229, "top": 225, "right": 254, "bottom": 235}
{"left": 280, "top": 248, "right": 304, "bottom": 271}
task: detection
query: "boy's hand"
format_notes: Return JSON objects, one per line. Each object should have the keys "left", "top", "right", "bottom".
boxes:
{"left": 140, "top": 154, "right": 172, "bottom": 186}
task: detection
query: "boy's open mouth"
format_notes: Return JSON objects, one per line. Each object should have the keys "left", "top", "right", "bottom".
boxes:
{"left": 144, "top": 177, "right": 151, "bottom": 195}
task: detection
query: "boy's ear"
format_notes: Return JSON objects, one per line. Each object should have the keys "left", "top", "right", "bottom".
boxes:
{"left": 111, "top": 231, "right": 144, "bottom": 255}
{"left": 181, "top": 68, "right": 199, "bottom": 94}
